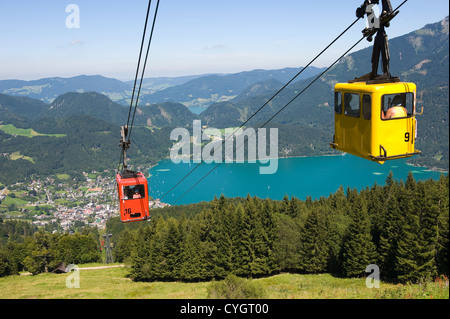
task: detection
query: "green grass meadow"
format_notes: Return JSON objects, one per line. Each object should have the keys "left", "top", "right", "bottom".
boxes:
{"left": 0, "top": 264, "right": 447, "bottom": 299}
{"left": 0, "top": 124, "right": 66, "bottom": 138}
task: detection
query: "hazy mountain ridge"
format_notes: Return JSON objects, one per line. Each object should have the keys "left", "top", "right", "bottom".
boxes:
{"left": 0, "top": 75, "right": 132, "bottom": 104}
{"left": 0, "top": 67, "right": 325, "bottom": 108}
{"left": 139, "top": 67, "right": 325, "bottom": 107}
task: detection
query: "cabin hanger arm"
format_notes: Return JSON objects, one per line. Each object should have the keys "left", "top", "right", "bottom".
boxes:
{"left": 119, "top": 125, "right": 131, "bottom": 171}
{"left": 352, "top": 0, "right": 400, "bottom": 83}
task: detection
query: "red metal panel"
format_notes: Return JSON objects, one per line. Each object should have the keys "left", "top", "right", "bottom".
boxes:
{"left": 116, "top": 172, "right": 150, "bottom": 222}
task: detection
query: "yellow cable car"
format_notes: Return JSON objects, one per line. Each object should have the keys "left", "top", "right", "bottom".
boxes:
{"left": 330, "top": 0, "right": 422, "bottom": 164}
{"left": 330, "top": 81, "right": 421, "bottom": 164}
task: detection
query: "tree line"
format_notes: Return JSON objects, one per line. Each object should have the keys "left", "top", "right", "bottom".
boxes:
{"left": 0, "top": 222, "right": 101, "bottom": 277}
{"left": 1, "top": 173, "right": 448, "bottom": 282}
{"left": 108, "top": 173, "right": 448, "bottom": 283}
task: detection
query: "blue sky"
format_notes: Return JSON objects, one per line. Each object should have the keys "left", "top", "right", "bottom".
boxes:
{"left": 0, "top": 0, "right": 448, "bottom": 80}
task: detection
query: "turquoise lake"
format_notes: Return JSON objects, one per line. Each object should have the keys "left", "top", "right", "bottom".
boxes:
{"left": 148, "top": 154, "right": 447, "bottom": 205}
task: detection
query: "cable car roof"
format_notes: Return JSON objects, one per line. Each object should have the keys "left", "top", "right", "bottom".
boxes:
{"left": 335, "top": 81, "right": 416, "bottom": 93}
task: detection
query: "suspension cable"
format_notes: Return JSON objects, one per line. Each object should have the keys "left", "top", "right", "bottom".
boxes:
{"left": 128, "top": 0, "right": 160, "bottom": 142}
{"left": 168, "top": 0, "right": 410, "bottom": 204}
{"left": 126, "top": 0, "right": 153, "bottom": 131}
{"left": 119, "top": 0, "right": 160, "bottom": 172}
{"left": 171, "top": 35, "right": 365, "bottom": 205}
{"left": 159, "top": 15, "right": 362, "bottom": 201}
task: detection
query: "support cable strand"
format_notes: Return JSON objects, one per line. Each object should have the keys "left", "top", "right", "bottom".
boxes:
{"left": 160, "top": 16, "right": 362, "bottom": 201}
{"left": 171, "top": 36, "right": 365, "bottom": 205}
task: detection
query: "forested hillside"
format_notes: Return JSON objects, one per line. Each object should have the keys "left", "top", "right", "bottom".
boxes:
{"left": 0, "top": 94, "right": 48, "bottom": 123}
{"left": 44, "top": 92, "right": 129, "bottom": 124}
{"left": 105, "top": 173, "right": 448, "bottom": 283}
{"left": 0, "top": 115, "right": 174, "bottom": 184}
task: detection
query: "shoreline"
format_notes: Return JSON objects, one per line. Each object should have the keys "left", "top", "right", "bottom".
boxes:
{"left": 145, "top": 154, "right": 447, "bottom": 205}
{"left": 405, "top": 161, "right": 449, "bottom": 174}
{"left": 148, "top": 153, "right": 448, "bottom": 174}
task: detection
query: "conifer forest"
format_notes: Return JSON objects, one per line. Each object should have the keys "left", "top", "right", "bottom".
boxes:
{"left": 110, "top": 173, "right": 449, "bottom": 283}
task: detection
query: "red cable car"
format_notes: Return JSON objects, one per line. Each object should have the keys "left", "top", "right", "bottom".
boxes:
{"left": 116, "top": 170, "right": 150, "bottom": 223}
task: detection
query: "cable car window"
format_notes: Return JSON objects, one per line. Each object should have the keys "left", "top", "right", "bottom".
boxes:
{"left": 362, "top": 94, "right": 371, "bottom": 120}
{"left": 381, "top": 93, "right": 413, "bottom": 120}
{"left": 123, "top": 184, "right": 146, "bottom": 200}
{"left": 335, "top": 91, "right": 342, "bottom": 114}
{"left": 344, "top": 93, "right": 360, "bottom": 118}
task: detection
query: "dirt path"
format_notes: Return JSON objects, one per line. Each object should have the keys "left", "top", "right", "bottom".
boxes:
{"left": 20, "top": 264, "right": 125, "bottom": 275}
{"left": 78, "top": 265, "right": 125, "bottom": 270}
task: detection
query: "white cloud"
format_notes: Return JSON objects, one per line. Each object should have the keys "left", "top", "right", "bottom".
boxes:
{"left": 202, "top": 44, "right": 224, "bottom": 50}
{"left": 69, "top": 40, "right": 85, "bottom": 47}
{"left": 57, "top": 40, "right": 85, "bottom": 49}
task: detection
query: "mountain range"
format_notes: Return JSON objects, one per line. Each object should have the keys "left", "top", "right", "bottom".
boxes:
{"left": 0, "top": 67, "right": 325, "bottom": 107}
{"left": 0, "top": 75, "right": 131, "bottom": 104}
{"left": 0, "top": 16, "right": 448, "bottom": 184}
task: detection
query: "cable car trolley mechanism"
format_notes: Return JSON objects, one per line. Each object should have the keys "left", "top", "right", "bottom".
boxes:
{"left": 330, "top": 0, "right": 422, "bottom": 164}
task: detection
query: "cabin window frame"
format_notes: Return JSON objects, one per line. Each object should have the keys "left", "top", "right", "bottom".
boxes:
{"left": 344, "top": 93, "right": 361, "bottom": 118}
{"left": 335, "top": 91, "right": 342, "bottom": 114}
{"left": 380, "top": 92, "right": 414, "bottom": 121}
{"left": 122, "top": 184, "right": 146, "bottom": 200}
{"left": 362, "top": 94, "right": 371, "bottom": 120}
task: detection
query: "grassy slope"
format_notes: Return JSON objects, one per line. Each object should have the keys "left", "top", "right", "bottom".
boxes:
{"left": 0, "top": 124, "right": 66, "bottom": 138}
{"left": 0, "top": 264, "right": 447, "bottom": 299}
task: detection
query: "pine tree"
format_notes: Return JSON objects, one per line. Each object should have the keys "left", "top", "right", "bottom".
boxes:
{"left": 213, "top": 201, "right": 233, "bottom": 279}
{"left": 163, "top": 217, "right": 182, "bottom": 280}
{"left": 436, "top": 175, "right": 449, "bottom": 275}
{"left": 273, "top": 213, "right": 301, "bottom": 272}
{"left": 340, "top": 195, "right": 377, "bottom": 277}
{"left": 366, "top": 182, "right": 386, "bottom": 248}
{"left": 218, "top": 194, "right": 227, "bottom": 211}
{"left": 305, "top": 195, "right": 313, "bottom": 209}
{"left": 198, "top": 208, "right": 217, "bottom": 280}
{"left": 232, "top": 202, "right": 252, "bottom": 277}
{"left": 260, "top": 199, "right": 277, "bottom": 274}
{"left": 179, "top": 219, "right": 205, "bottom": 281}
{"left": 377, "top": 173, "right": 402, "bottom": 279}
{"left": 129, "top": 217, "right": 163, "bottom": 281}
{"left": 298, "top": 208, "right": 329, "bottom": 273}
{"left": 330, "top": 185, "right": 347, "bottom": 214}
{"left": 113, "top": 228, "right": 135, "bottom": 263}
{"left": 280, "top": 194, "right": 290, "bottom": 215}
{"left": 396, "top": 177, "right": 441, "bottom": 282}
{"left": 416, "top": 181, "right": 439, "bottom": 280}
{"left": 243, "top": 195, "right": 266, "bottom": 277}
{"left": 395, "top": 173, "right": 422, "bottom": 282}
{"left": 286, "top": 196, "right": 300, "bottom": 218}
